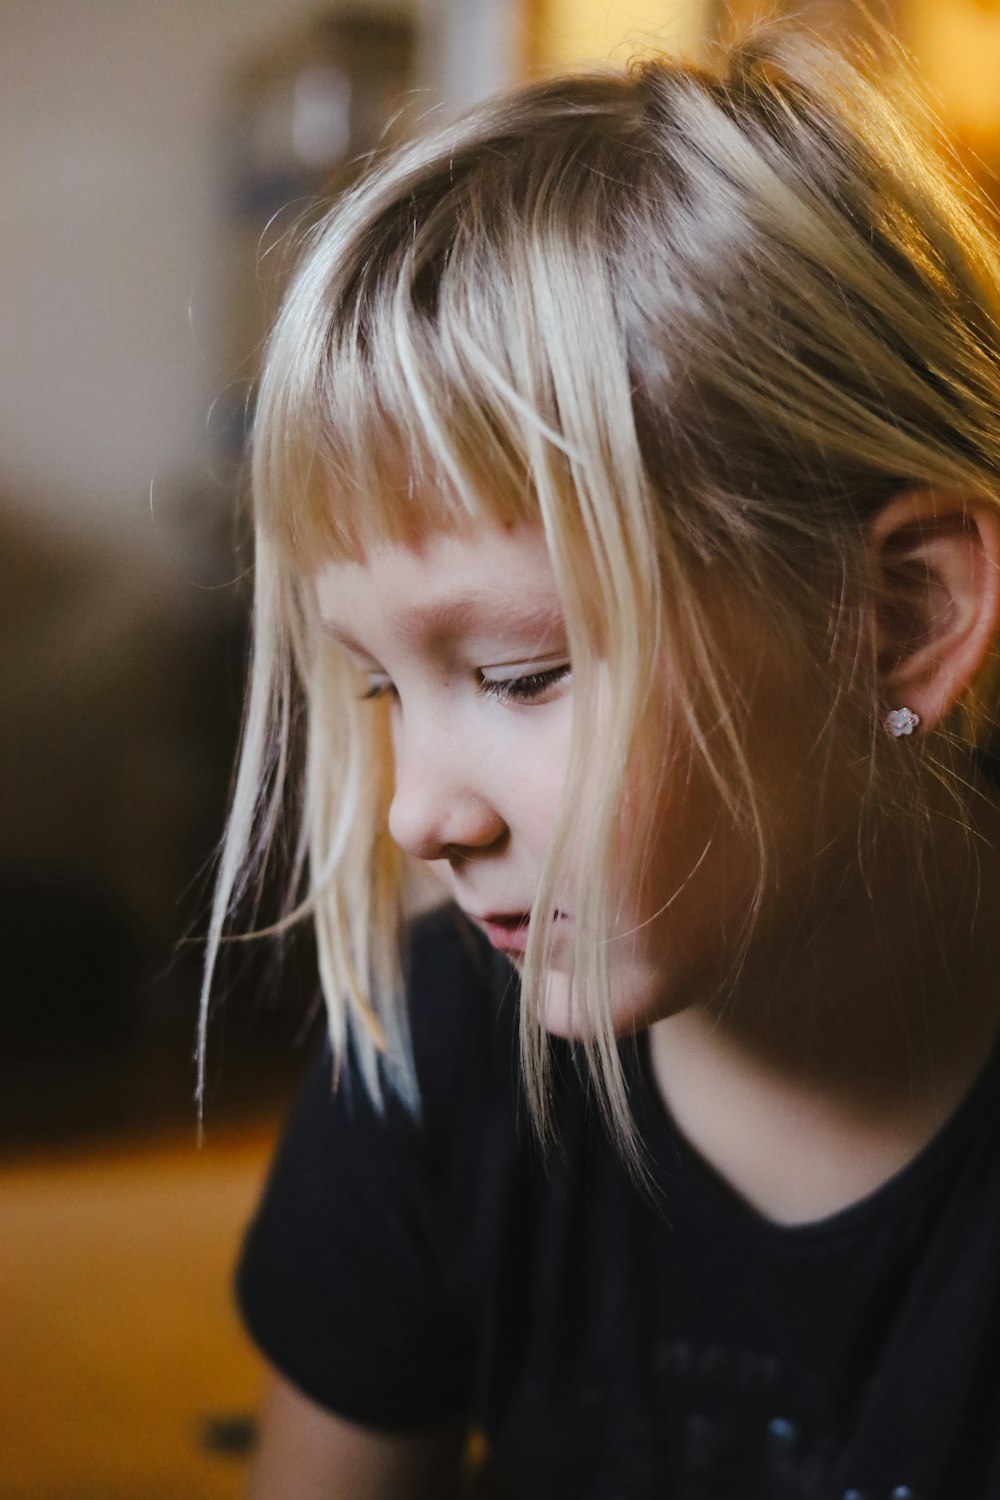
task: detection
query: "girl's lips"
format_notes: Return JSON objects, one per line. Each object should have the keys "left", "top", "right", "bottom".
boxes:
{"left": 479, "top": 913, "right": 531, "bottom": 954}
{"left": 474, "top": 911, "right": 568, "bottom": 955}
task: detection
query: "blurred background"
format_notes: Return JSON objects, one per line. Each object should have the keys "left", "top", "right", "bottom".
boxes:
{"left": 2, "top": 1, "right": 999, "bottom": 1496}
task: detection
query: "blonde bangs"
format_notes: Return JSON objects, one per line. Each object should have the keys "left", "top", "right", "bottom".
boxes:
{"left": 248, "top": 97, "right": 640, "bottom": 572}
{"left": 252, "top": 333, "right": 540, "bottom": 575}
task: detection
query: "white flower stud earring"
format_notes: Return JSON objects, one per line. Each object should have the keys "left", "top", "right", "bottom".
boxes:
{"left": 885, "top": 706, "right": 921, "bottom": 737}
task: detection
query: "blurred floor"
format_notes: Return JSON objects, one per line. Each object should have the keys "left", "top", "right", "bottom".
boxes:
{"left": 0, "top": 1118, "right": 278, "bottom": 1500}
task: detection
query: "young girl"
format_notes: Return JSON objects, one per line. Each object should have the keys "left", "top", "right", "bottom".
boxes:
{"left": 215, "top": 19, "right": 1000, "bottom": 1499}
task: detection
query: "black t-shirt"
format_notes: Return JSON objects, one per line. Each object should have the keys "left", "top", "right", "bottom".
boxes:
{"left": 237, "top": 908, "right": 1000, "bottom": 1499}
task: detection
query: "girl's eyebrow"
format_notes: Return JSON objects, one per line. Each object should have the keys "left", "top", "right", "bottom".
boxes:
{"left": 318, "top": 596, "right": 567, "bottom": 652}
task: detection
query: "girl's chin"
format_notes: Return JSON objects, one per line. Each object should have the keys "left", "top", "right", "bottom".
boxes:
{"left": 537, "top": 969, "right": 578, "bottom": 1038}
{"left": 536, "top": 966, "right": 659, "bottom": 1038}
{"left": 534, "top": 966, "right": 685, "bottom": 1040}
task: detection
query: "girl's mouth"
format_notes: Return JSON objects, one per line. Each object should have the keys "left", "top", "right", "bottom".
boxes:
{"left": 475, "top": 911, "right": 568, "bottom": 955}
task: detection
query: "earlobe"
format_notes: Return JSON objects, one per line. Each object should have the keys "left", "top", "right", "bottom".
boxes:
{"left": 869, "top": 489, "right": 1000, "bottom": 732}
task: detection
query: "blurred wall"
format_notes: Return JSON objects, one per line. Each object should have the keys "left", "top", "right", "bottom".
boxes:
{"left": 0, "top": 0, "right": 420, "bottom": 553}
{"left": 0, "top": 0, "right": 519, "bottom": 1050}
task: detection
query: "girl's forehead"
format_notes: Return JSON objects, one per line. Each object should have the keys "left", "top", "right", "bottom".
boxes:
{"left": 316, "top": 516, "right": 550, "bottom": 577}
{"left": 312, "top": 521, "right": 567, "bottom": 644}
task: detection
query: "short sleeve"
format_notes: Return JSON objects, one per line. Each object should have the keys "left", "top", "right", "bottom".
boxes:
{"left": 236, "top": 909, "right": 505, "bottom": 1428}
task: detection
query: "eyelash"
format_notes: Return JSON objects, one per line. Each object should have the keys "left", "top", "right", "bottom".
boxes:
{"left": 480, "top": 664, "right": 570, "bottom": 703}
{"left": 360, "top": 664, "right": 570, "bottom": 705}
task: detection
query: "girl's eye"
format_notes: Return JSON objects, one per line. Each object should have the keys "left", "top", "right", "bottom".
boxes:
{"left": 360, "top": 677, "right": 396, "bottom": 702}
{"left": 358, "top": 664, "right": 571, "bottom": 705}
{"left": 479, "top": 663, "right": 571, "bottom": 704}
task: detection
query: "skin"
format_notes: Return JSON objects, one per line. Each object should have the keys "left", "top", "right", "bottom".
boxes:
{"left": 318, "top": 524, "right": 577, "bottom": 958}
{"left": 249, "top": 498, "right": 1000, "bottom": 1496}
{"left": 245, "top": 1373, "right": 467, "bottom": 1500}
{"left": 313, "top": 525, "right": 848, "bottom": 1040}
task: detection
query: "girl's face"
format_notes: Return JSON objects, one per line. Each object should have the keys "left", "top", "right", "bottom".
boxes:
{"left": 314, "top": 522, "right": 836, "bottom": 1036}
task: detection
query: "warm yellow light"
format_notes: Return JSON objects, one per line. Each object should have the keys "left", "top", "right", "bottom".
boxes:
{"left": 531, "top": 0, "right": 709, "bottom": 73}
{"left": 905, "top": 0, "right": 1000, "bottom": 145}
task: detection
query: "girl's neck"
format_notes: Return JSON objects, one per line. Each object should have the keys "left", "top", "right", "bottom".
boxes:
{"left": 648, "top": 787, "right": 1000, "bottom": 1225}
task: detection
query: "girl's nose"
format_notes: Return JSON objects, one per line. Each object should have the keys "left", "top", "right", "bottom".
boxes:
{"left": 387, "top": 729, "right": 506, "bottom": 862}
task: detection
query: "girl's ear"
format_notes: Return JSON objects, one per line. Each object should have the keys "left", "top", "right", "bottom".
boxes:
{"left": 869, "top": 489, "right": 1000, "bottom": 731}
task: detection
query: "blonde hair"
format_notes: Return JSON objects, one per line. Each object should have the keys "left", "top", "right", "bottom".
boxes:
{"left": 201, "top": 23, "right": 1000, "bottom": 1163}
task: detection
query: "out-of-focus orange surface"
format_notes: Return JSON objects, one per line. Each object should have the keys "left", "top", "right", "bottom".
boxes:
{"left": 0, "top": 1121, "right": 278, "bottom": 1499}
{"left": 530, "top": 0, "right": 707, "bottom": 72}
